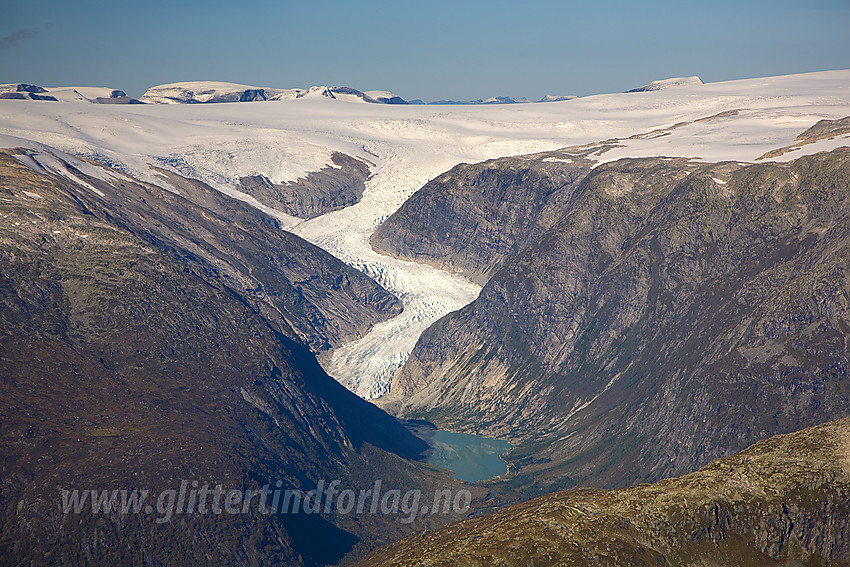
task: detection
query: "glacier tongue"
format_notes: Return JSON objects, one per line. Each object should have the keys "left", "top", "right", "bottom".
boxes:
{"left": 289, "top": 143, "right": 487, "bottom": 399}
{"left": 291, "top": 135, "right": 571, "bottom": 398}
{"left": 322, "top": 274, "right": 480, "bottom": 400}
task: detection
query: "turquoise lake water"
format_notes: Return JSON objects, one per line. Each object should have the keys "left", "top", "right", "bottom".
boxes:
{"left": 426, "top": 430, "right": 512, "bottom": 482}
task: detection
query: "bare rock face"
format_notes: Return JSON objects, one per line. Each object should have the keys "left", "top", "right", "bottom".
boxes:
{"left": 91, "top": 89, "right": 145, "bottom": 104}
{"left": 358, "top": 417, "right": 850, "bottom": 567}
{"left": 380, "top": 146, "right": 850, "bottom": 492}
{"left": 0, "top": 83, "right": 55, "bottom": 100}
{"left": 372, "top": 150, "right": 596, "bottom": 284}
{"left": 237, "top": 152, "right": 372, "bottom": 219}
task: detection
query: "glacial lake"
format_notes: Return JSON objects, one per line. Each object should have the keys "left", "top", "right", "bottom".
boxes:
{"left": 426, "top": 430, "right": 512, "bottom": 482}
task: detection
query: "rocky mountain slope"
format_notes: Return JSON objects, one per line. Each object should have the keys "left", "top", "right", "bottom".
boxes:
{"left": 358, "top": 417, "right": 850, "bottom": 567}
{"left": 0, "top": 147, "right": 475, "bottom": 566}
{"left": 379, "top": 141, "right": 850, "bottom": 493}
{"left": 9, "top": 148, "right": 399, "bottom": 355}
{"left": 237, "top": 151, "right": 372, "bottom": 219}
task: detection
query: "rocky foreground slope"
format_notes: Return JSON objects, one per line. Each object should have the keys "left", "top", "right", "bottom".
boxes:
{"left": 378, "top": 138, "right": 850, "bottom": 493}
{"left": 358, "top": 417, "right": 850, "bottom": 567}
{"left": 0, "top": 148, "right": 470, "bottom": 565}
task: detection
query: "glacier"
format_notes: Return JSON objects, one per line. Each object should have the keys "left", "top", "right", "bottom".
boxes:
{"left": 1, "top": 70, "right": 849, "bottom": 399}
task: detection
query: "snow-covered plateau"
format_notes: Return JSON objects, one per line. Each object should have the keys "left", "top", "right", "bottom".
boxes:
{"left": 1, "top": 70, "right": 849, "bottom": 398}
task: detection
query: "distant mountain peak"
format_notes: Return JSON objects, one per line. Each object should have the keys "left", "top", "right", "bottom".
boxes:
{"left": 363, "top": 90, "right": 408, "bottom": 104}
{"left": 296, "top": 85, "right": 336, "bottom": 99}
{"left": 424, "top": 94, "right": 577, "bottom": 105}
{"left": 627, "top": 76, "right": 703, "bottom": 92}
{"left": 538, "top": 94, "right": 577, "bottom": 102}
{"left": 427, "top": 95, "right": 529, "bottom": 105}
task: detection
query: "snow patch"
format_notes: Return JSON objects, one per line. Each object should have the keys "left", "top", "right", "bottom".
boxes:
{"left": 28, "top": 152, "right": 104, "bottom": 196}
{"left": 13, "top": 152, "right": 47, "bottom": 174}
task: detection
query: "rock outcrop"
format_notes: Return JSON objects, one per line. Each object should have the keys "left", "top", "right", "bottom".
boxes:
{"left": 0, "top": 83, "right": 58, "bottom": 101}
{"left": 372, "top": 150, "right": 596, "bottom": 284}
{"left": 237, "top": 151, "right": 373, "bottom": 219}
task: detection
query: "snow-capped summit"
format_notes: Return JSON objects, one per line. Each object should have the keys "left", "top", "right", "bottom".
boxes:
{"left": 627, "top": 76, "right": 703, "bottom": 92}
{"left": 47, "top": 87, "right": 143, "bottom": 104}
{"left": 363, "top": 90, "right": 407, "bottom": 104}
{"left": 138, "top": 81, "right": 410, "bottom": 105}
{"left": 295, "top": 86, "right": 336, "bottom": 100}
{"left": 327, "top": 88, "right": 408, "bottom": 104}
{"left": 538, "top": 94, "right": 577, "bottom": 102}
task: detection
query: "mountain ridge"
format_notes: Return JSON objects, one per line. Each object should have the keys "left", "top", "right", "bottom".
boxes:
{"left": 1, "top": 80, "right": 578, "bottom": 105}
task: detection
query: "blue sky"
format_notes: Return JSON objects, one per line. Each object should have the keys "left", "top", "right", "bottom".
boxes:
{"left": 1, "top": 0, "right": 848, "bottom": 101}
